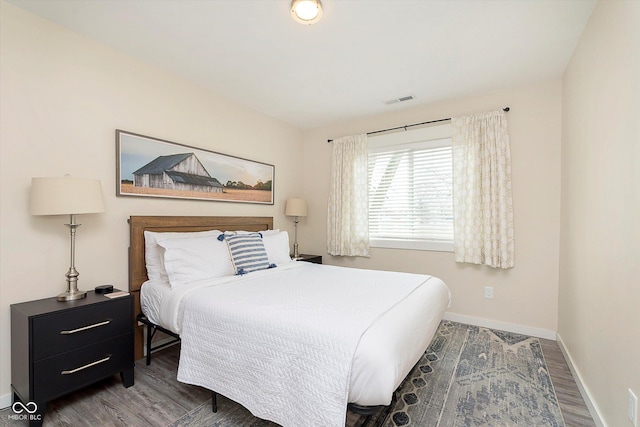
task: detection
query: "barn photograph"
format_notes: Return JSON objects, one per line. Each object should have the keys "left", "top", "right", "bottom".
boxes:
{"left": 133, "top": 153, "right": 223, "bottom": 193}
{"left": 116, "top": 130, "right": 274, "bottom": 204}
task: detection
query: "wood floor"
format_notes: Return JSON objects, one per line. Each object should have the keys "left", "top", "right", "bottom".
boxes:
{"left": 1, "top": 339, "right": 595, "bottom": 427}
{"left": 540, "top": 338, "right": 596, "bottom": 427}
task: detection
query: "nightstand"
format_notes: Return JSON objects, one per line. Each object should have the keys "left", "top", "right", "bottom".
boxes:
{"left": 296, "top": 254, "right": 322, "bottom": 264}
{"left": 11, "top": 291, "right": 134, "bottom": 426}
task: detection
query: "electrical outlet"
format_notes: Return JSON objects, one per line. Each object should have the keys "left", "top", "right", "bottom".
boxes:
{"left": 484, "top": 286, "right": 494, "bottom": 299}
{"left": 629, "top": 388, "right": 638, "bottom": 427}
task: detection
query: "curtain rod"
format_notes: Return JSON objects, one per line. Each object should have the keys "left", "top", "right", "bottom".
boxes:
{"left": 327, "top": 107, "right": 510, "bottom": 143}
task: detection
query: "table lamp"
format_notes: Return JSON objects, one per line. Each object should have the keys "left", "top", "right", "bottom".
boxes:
{"left": 30, "top": 176, "right": 105, "bottom": 301}
{"left": 285, "top": 198, "right": 307, "bottom": 259}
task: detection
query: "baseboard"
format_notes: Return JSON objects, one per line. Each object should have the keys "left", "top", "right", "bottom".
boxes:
{"left": 556, "top": 333, "right": 606, "bottom": 427}
{"left": 0, "top": 392, "right": 12, "bottom": 410}
{"left": 443, "top": 312, "right": 557, "bottom": 340}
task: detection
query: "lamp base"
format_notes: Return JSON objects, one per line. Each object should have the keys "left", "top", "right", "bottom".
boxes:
{"left": 57, "top": 289, "right": 87, "bottom": 302}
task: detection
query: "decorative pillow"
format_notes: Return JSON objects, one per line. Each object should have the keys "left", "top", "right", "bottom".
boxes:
{"left": 262, "top": 231, "right": 292, "bottom": 265}
{"left": 156, "top": 234, "right": 234, "bottom": 287}
{"left": 218, "top": 232, "right": 273, "bottom": 275}
{"left": 144, "top": 230, "right": 221, "bottom": 282}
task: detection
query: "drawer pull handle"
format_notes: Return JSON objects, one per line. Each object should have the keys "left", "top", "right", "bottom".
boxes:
{"left": 61, "top": 355, "right": 111, "bottom": 375}
{"left": 60, "top": 320, "right": 111, "bottom": 335}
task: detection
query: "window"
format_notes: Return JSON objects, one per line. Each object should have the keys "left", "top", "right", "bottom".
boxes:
{"left": 368, "top": 124, "right": 454, "bottom": 252}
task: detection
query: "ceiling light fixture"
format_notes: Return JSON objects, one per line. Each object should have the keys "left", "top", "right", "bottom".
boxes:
{"left": 291, "top": 0, "right": 323, "bottom": 25}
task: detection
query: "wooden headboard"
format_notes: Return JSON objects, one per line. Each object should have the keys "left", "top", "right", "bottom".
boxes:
{"left": 128, "top": 215, "right": 273, "bottom": 360}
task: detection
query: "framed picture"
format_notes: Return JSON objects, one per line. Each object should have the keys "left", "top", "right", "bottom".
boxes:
{"left": 116, "top": 130, "right": 274, "bottom": 205}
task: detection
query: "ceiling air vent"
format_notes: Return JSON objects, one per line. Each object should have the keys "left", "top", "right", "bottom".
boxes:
{"left": 384, "top": 95, "right": 415, "bottom": 105}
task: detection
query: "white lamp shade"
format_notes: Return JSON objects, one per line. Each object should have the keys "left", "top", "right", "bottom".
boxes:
{"left": 285, "top": 198, "right": 307, "bottom": 217}
{"left": 30, "top": 177, "right": 105, "bottom": 216}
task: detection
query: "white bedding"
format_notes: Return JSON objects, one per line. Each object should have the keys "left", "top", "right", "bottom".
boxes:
{"left": 140, "top": 261, "right": 450, "bottom": 426}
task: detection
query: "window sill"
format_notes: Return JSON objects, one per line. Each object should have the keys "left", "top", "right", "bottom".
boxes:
{"left": 370, "top": 238, "right": 454, "bottom": 253}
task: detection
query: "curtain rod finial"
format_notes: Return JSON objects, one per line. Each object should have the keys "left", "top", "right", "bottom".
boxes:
{"left": 503, "top": 107, "right": 510, "bottom": 112}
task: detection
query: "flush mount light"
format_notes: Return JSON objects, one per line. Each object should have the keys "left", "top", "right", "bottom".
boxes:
{"left": 291, "top": 0, "right": 323, "bottom": 25}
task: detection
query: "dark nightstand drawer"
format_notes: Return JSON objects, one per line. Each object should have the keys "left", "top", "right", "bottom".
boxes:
{"left": 12, "top": 291, "right": 134, "bottom": 426}
{"left": 297, "top": 254, "right": 322, "bottom": 264}
{"left": 33, "top": 333, "right": 133, "bottom": 402}
{"left": 32, "top": 297, "right": 132, "bottom": 361}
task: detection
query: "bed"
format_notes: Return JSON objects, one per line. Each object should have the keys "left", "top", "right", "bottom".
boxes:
{"left": 128, "top": 215, "right": 450, "bottom": 427}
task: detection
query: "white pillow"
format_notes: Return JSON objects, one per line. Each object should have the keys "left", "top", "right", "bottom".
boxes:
{"left": 157, "top": 234, "right": 234, "bottom": 287}
{"left": 262, "top": 231, "right": 292, "bottom": 265}
{"left": 144, "top": 229, "right": 221, "bottom": 282}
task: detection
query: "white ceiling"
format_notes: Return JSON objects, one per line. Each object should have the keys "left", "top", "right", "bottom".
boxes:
{"left": 8, "top": 0, "right": 596, "bottom": 129}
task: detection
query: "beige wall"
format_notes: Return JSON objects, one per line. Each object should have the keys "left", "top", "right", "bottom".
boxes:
{"left": 560, "top": 1, "right": 640, "bottom": 426}
{"left": 0, "top": 2, "right": 303, "bottom": 402}
{"left": 4, "top": 1, "right": 636, "bottom": 424}
{"left": 302, "top": 81, "right": 563, "bottom": 336}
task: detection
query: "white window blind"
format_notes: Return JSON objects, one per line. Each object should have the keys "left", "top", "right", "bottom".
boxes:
{"left": 368, "top": 135, "right": 454, "bottom": 251}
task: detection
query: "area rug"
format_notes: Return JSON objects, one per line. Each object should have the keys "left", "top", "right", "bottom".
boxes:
{"left": 170, "top": 321, "right": 565, "bottom": 427}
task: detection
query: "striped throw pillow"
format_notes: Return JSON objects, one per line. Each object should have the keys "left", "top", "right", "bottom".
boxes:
{"left": 219, "top": 232, "right": 272, "bottom": 275}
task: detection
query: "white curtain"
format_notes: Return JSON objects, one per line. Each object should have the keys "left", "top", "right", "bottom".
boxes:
{"left": 327, "top": 134, "right": 370, "bottom": 257}
{"left": 452, "top": 110, "right": 514, "bottom": 269}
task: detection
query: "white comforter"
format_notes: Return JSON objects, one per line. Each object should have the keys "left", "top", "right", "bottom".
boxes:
{"left": 176, "top": 262, "right": 441, "bottom": 427}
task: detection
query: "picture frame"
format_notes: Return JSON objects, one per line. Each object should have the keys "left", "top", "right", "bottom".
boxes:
{"left": 116, "top": 130, "right": 274, "bottom": 205}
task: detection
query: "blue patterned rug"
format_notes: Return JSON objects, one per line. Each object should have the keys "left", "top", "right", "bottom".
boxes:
{"left": 171, "top": 321, "right": 565, "bottom": 426}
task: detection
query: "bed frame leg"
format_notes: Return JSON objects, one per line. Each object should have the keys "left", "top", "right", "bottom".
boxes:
{"left": 137, "top": 313, "right": 181, "bottom": 366}
{"left": 212, "top": 391, "right": 218, "bottom": 413}
{"left": 348, "top": 402, "right": 388, "bottom": 427}
{"left": 146, "top": 322, "right": 153, "bottom": 366}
